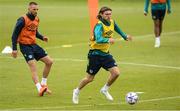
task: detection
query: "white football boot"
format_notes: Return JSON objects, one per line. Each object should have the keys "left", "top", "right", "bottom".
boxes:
{"left": 72, "top": 89, "right": 79, "bottom": 104}
{"left": 100, "top": 88, "right": 113, "bottom": 101}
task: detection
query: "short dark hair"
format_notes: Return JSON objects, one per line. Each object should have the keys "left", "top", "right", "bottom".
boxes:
{"left": 29, "top": 2, "right": 38, "bottom": 6}
{"left": 97, "top": 6, "right": 112, "bottom": 19}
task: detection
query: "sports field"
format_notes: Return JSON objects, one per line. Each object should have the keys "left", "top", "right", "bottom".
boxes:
{"left": 0, "top": 0, "right": 180, "bottom": 110}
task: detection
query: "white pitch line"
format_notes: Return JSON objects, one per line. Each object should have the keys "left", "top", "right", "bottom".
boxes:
{"left": 135, "top": 31, "right": 180, "bottom": 39}
{"left": 119, "top": 61, "right": 180, "bottom": 70}
{"left": 45, "top": 31, "right": 180, "bottom": 50}
{"left": 136, "top": 92, "right": 145, "bottom": 94}
{"left": 0, "top": 56, "right": 180, "bottom": 70}
{"left": 48, "top": 58, "right": 180, "bottom": 70}
{"left": 5, "top": 96, "right": 180, "bottom": 110}
{"left": 53, "top": 58, "right": 180, "bottom": 70}
{"left": 138, "top": 96, "right": 180, "bottom": 103}
{"left": 54, "top": 58, "right": 86, "bottom": 62}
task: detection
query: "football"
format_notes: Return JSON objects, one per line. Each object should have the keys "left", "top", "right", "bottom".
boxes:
{"left": 126, "top": 92, "right": 138, "bottom": 105}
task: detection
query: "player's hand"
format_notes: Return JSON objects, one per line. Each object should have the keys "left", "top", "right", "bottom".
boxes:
{"left": 167, "top": 10, "right": 171, "bottom": 14}
{"left": 144, "top": 11, "right": 148, "bottom": 16}
{"left": 12, "top": 50, "right": 18, "bottom": 58}
{"left": 43, "top": 36, "right": 48, "bottom": 42}
{"left": 109, "top": 38, "right": 115, "bottom": 44}
{"left": 126, "top": 35, "right": 132, "bottom": 41}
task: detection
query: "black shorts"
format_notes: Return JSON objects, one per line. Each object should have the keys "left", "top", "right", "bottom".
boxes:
{"left": 151, "top": 9, "right": 166, "bottom": 20}
{"left": 86, "top": 50, "right": 117, "bottom": 75}
{"left": 19, "top": 44, "right": 47, "bottom": 62}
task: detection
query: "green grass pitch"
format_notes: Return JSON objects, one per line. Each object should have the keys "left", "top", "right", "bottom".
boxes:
{"left": 0, "top": 0, "right": 180, "bottom": 110}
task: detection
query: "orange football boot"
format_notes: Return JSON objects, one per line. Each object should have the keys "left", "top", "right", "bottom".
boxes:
{"left": 39, "top": 86, "right": 47, "bottom": 96}
{"left": 41, "top": 85, "right": 52, "bottom": 95}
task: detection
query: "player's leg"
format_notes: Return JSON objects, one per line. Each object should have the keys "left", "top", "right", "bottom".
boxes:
{"left": 78, "top": 74, "right": 95, "bottom": 90}
{"left": 152, "top": 9, "right": 161, "bottom": 47}
{"left": 100, "top": 55, "right": 119, "bottom": 101}
{"left": 30, "top": 44, "right": 52, "bottom": 95}
{"left": 34, "top": 44, "right": 53, "bottom": 80}
{"left": 153, "top": 19, "right": 160, "bottom": 37}
{"left": 100, "top": 66, "right": 120, "bottom": 101}
{"left": 73, "top": 74, "right": 95, "bottom": 104}
{"left": 27, "top": 59, "right": 47, "bottom": 96}
{"left": 39, "top": 55, "right": 53, "bottom": 94}
{"left": 153, "top": 9, "right": 166, "bottom": 48}
{"left": 159, "top": 9, "right": 166, "bottom": 39}
{"left": 153, "top": 19, "right": 161, "bottom": 48}
{"left": 73, "top": 66, "right": 99, "bottom": 104}
{"left": 107, "top": 66, "right": 120, "bottom": 86}
{"left": 73, "top": 52, "right": 100, "bottom": 104}
{"left": 33, "top": 44, "right": 53, "bottom": 94}
{"left": 40, "top": 55, "right": 53, "bottom": 79}
{"left": 27, "top": 59, "right": 39, "bottom": 84}
{"left": 20, "top": 44, "right": 47, "bottom": 96}
{"left": 79, "top": 53, "right": 101, "bottom": 88}
{"left": 151, "top": 9, "right": 160, "bottom": 37}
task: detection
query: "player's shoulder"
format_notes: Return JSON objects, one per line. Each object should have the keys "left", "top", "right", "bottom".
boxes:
{"left": 95, "top": 23, "right": 103, "bottom": 28}
{"left": 17, "top": 16, "right": 25, "bottom": 23}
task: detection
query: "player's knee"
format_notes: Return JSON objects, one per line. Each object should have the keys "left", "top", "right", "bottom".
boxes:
{"left": 155, "top": 22, "right": 160, "bottom": 27}
{"left": 109, "top": 66, "right": 120, "bottom": 77}
{"left": 46, "top": 58, "right": 53, "bottom": 66}
{"left": 114, "top": 72, "right": 120, "bottom": 78}
{"left": 113, "top": 70, "right": 120, "bottom": 78}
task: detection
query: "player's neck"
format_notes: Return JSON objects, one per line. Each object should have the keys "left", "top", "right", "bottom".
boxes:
{"left": 26, "top": 12, "right": 36, "bottom": 21}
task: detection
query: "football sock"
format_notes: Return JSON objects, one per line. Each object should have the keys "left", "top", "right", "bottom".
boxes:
{"left": 155, "top": 36, "right": 160, "bottom": 42}
{"left": 36, "top": 83, "right": 42, "bottom": 92}
{"left": 41, "top": 78, "right": 47, "bottom": 85}
{"left": 102, "top": 84, "right": 109, "bottom": 91}
{"left": 75, "top": 88, "right": 80, "bottom": 94}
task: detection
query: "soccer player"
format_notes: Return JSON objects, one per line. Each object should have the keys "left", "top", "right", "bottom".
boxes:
{"left": 72, "top": 6, "right": 132, "bottom": 104}
{"left": 144, "top": 0, "right": 171, "bottom": 48}
{"left": 11, "top": 2, "right": 53, "bottom": 96}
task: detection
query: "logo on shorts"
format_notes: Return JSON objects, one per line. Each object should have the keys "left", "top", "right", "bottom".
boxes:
{"left": 28, "top": 55, "right": 33, "bottom": 59}
{"left": 89, "top": 69, "right": 93, "bottom": 74}
{"left": 114, "top": 62, "right": 117, "bottom": 65}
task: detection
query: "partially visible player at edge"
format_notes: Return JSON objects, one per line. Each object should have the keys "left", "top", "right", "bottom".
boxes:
{"left": 72, "top": 6, "right": 132, "bottom": 104}
{"left": 11, "top": 2, "right": 53, "bottom": 96}
{"left": 144, "top": 0, "right": 171, "bottom": 48}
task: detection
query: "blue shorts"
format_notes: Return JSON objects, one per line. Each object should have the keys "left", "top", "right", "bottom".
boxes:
{"left": 151, "top": 9, "right": 166, "bottom": 20}
{"left": 86, "top": 50, "right": 117, "bottom": 75}
{"left": 19, "top": 44, "right": 47, "bottom": 62}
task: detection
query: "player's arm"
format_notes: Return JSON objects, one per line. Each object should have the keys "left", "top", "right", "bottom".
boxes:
{"left": 114, "top": 22, "right": 132, "bottom": 41}
{"left": 36, "top": 31, "right": 44, "bottom": 40}
{"left": 94, "top": 23, "right": 113, "bottom": 44}
{"left": 144, "top": 0, "right": 150, "bottom": 15}
{"left": 114, "top": 22, "right": 127, "bottom": 40}
{"left": 167, "top": 0, "right": 171, "bottom": 14}
{"left": 12, "top": 17, "right": 24, "bottom": 50}
{"left": 11, "top": 17, "right": 25, "bottom": 58}
{"left": 36, "top": 31, "right": 48, "bottom": 42}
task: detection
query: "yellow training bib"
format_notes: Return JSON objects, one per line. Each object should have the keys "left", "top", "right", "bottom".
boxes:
{"left": 90, "top": 19, "right": 114, "bottom": 53}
